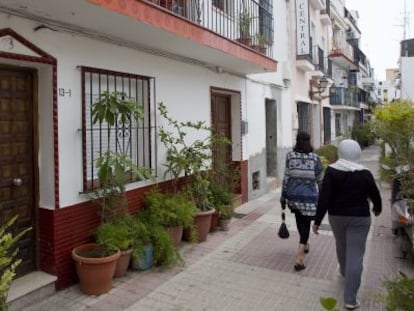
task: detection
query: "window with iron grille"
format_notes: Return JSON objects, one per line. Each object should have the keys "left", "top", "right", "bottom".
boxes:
{"left": 335, "top": 113, "right": 342, "bottom": 137}
{"left": 80, "top": 66, "right": 157, "bottom": 191}
{"left": 297, "top": 102, "right": 311, "bottom": 134}
{"left": 323, "top": 107, "right": 331, "bottom": 144}
{"left": 259, "top": 0, "right": 273, "bottom": 45}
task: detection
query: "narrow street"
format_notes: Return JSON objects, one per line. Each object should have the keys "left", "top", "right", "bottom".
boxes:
{"left": 23, "top": 144, "right": 414, "bottom": 311}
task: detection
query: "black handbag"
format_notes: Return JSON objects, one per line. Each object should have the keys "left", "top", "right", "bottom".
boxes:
{"left": 278, "top": 212, "right": 289, "bottom": 239}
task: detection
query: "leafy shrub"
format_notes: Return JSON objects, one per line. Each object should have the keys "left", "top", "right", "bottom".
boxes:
{"left": 351, "top": 122, "right": 375, "bottom": 148}
{"left": 372, "top": 100, "right": 414, "bottom": 205}
{"left": 381, "top": 272, "right": 414, "bottom": 311}
{"left": 315, "top": 144, "right": 338, "bottom": 166}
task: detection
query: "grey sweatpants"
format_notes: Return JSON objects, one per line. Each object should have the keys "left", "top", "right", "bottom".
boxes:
{"left": 329, "top": 215, "right": 371, "bottom": 305}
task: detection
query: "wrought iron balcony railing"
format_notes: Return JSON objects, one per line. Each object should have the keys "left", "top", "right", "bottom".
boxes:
{"left": 330, "top": 86, "right": 359, "bottom": 108}
{"left": 145, "top": 0, "right": 274, "bottom": 57}
{"left": 312, "top": 45, "right": 326, "bottom": 73}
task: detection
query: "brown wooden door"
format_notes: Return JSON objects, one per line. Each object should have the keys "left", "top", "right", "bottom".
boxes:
{"left": 211, "top": 94, "right": 232, "bottom": 169}
{"left": 0, "top": 68, "right": 36, "bottom": 276}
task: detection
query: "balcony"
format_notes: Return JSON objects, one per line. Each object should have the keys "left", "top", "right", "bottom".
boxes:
{"left": 330, "top": 86, "right": 360, "bottom": 109}
{"left": 296, "top": 36, "right": 315, "bottom": 72}
{"left": 320, "top": 0, "right": 331, "bottom": 25}
{"left": 310, "top": 0, "right": 325, "bottom": 10}
{"left": 329, "top": 38, "right": 358, "bottom": 70}
{"left": 311, "top": 45, "right": 326, "bottom": 74}
{"left": 296, "top": 56, "right": 315, "bottom": 72}
{"left": 0, "top": 0, "right": 277, "bottom": 75}
{"left": 362, "top": 76, "right": 375, "bottom": 88}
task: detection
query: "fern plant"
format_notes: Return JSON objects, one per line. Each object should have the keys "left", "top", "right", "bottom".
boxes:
{"left": 0, "top": 216, "right": 31, "bottom": 310}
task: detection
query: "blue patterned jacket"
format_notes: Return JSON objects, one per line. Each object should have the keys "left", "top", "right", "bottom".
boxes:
{"left": 281, "top": 151, "right": 324, "bottom": 216}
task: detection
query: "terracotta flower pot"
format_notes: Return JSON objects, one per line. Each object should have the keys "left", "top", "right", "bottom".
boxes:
{"left": 72, "top": 243, "right": 121, "bottom": 295}
{"left": 193, "top": 209, "right": 215, "bottom": 243}
{"left": 166, "top": 225, "right": 183, "bottom": 248}
{"left": 209, "top": 212, "right": 219, "bottom": 232}
{"left": 114, "top": 249, "right": 132, "bottom": 278}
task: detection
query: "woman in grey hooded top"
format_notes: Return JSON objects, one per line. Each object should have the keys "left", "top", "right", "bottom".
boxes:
{"left": 312, "top": 139, "right": 382, "bottom": 310}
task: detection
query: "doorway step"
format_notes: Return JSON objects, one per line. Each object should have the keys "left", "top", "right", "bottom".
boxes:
{"left": 7, "top": 271, "right": 57, "bottom": 310}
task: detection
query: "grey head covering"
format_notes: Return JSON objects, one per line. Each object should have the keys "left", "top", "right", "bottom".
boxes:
{"left": 330, "top": 139, "right": 365, "bottom": 172}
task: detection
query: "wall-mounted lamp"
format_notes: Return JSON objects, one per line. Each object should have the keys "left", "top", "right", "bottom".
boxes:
{"left": 283, "top": 78, "right": 291, "bottom": 88}
{"left": 309, "top": 76, "right": 330, "bottom": 100}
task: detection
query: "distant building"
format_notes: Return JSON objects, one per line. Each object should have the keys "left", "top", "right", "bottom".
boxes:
{"left": 398, "top": 38, "right": 414, "bottom": 100}
{"left": 386, "top": 68, "right": 399, "bottom": 82}
{"left": 375, "top": 79, "right": 400, "bottom": 103}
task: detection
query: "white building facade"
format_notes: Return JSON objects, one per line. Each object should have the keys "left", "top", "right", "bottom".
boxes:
{"left": 399, "top": 38, "right": 414, "bottom": 100}
{"left": 0, "top": 0, "right": 291, "bottom": 291}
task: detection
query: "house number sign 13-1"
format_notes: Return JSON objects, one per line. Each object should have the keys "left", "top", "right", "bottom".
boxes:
{"left": 59, "top": 88, "right": 72, "bottom": 97}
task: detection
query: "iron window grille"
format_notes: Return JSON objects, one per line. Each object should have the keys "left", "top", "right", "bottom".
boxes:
{"left": 297, "top": 102, "right": 311, "bottom": 134}
{"left": 323, "top": 107, "right": 331, "bottom": 144}
{"left": 80, "top": 66, "right": 157, "bottom": 191}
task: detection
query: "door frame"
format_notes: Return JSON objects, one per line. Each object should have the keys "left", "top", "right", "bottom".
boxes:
{"left": 0, "top": 28, "right": 59, "bottom": 208}
{"left": 0, "top": 64, "right": 40, "bottom": 272}
{"left": 210, "top": 87, "right": 244, "bottom": 198}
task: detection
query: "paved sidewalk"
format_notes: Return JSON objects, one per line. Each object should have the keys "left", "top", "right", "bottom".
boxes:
{"left": 24, "top": 145, "right": 414, "bottom": 311}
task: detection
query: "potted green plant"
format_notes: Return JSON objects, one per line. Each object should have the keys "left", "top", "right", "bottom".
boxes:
{"left": 72, "top": 91, "right": 151, "bottom": 295}
{"left": 89, "top": 91, "right": 151, "bottom": 223}
{"left": 95, "top": 215, "right": 133, "bottom": 278}
{"left": 133, "top": 194, "right": 187, "bottom": 268}
{"left": 251, "top": 32, "right": 268, "bottom": 54}
{"left": 158, "top": 102, "right": 220, "bottom": 243}
{"left": 142, "top": 187, "right": 196, "bottom": 247}
{"left": 210, "top": 155, "right": 240, "bottom": 228}
{"left": 237, "top": 9, "right": 253, "bottom": 45}
{"left": 129, "top": 212, "right": 154, "bottom": 271}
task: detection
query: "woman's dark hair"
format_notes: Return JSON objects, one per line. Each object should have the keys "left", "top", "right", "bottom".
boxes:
{"left": 293, "top": 131, "right": 313, "bottom": 153}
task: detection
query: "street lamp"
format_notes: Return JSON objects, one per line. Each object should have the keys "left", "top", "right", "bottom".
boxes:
{"left": 309, "top": 76, "right": 329, "bottom": 100}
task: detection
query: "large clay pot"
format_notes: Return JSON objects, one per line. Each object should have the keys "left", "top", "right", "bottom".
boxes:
{"left": 114, "top": 249, "right": 132, "bottom": 278}
{"left": 166, "top": 225, "right": 183, "bottom": 248}
{"left": 193, "top": 209, "right": 215, "bottom": 243}
{"left": 209, "top": 212, "right": 219, "bottom": 232}
{"left": 72, "top": 243, "right": 121, "bottom": 295}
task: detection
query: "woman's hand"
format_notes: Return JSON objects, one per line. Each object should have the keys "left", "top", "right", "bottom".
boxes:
{"left": 312, "top": 224, "right": 319, "bottom": 235}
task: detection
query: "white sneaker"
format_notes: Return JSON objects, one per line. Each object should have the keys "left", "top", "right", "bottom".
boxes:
{"left": 345, "top": 299, "right": 360, "bottom": 310}
{"left": 336, "top": 265, "right": 344, "bottom": 278}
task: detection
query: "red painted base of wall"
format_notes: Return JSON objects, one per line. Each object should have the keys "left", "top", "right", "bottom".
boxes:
{"left": 39, "top": 184, "right": 153, "bottom": 289}
{"left": 39, "top": 161, "right": 248, "bottom": 290}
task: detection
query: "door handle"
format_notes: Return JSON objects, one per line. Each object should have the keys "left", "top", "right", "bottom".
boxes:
{"left": 12, "top": 178, "right": 23, "bottom": 186}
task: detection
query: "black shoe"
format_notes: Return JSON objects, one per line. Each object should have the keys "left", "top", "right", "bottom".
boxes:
{"left": 294, "top": 263, "right": 306, "bottom": 271}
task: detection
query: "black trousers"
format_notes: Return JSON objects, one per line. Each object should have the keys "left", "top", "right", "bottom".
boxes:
{"left": 294, "top": 210, "right": 313, "bottom": 245}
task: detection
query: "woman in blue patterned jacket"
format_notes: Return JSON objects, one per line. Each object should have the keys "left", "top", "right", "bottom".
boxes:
{"left": 280, "top": 131, "right": 324, "bottom": 271}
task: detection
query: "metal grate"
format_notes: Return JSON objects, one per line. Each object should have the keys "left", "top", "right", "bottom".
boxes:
{"left": 297, "top": 102, "right": 311, "bottom": 134}
{"left": 80, "top": 66, "right": 157, "bottom": 191}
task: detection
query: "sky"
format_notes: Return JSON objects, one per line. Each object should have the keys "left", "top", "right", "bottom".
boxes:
{"left": 345, "top": 0, "right": 414, "bottom": 81}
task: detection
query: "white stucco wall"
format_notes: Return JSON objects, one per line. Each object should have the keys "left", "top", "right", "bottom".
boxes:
{"left": 400, "top": 57, "right": 414, "bottom": 100}
{"left": 1, "top": 13, "right": 263, "bottom": 209}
